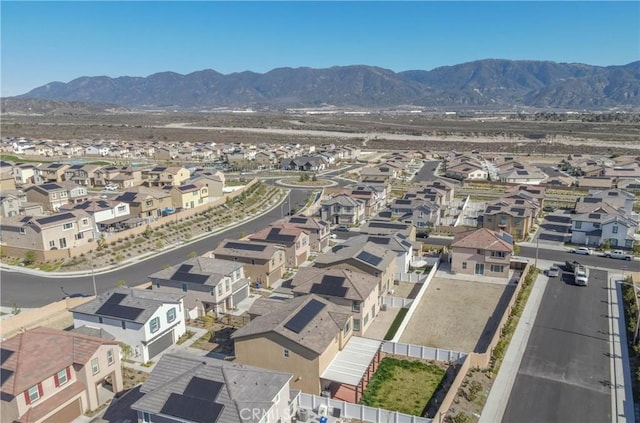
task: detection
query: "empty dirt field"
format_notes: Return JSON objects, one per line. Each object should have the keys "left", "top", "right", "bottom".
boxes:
{"left": 399, "top": 277, "right": 516, "bottom": 353}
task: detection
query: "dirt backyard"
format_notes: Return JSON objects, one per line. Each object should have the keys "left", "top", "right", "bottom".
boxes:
{"left": 399, "top": 277, "right": 516, "bottom": 353}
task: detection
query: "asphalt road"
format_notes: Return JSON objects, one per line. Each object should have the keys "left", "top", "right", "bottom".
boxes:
{"left": 503, "top": 267, "right": 612, "bottom": 423}
{"left": 0, "top": 189, "right": 311, "bottom": 308}
{"left": 412, "top": 160, "right": 441, "bottom": 182}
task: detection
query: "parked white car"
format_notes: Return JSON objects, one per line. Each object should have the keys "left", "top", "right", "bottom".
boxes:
{"left": 570, "top": 247, "right": 593, "bottom": 255}
{"left": 105, "top": 184, "right": 119, "bottom": 191}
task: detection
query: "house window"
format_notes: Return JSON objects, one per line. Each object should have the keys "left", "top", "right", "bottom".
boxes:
{"left": 117, "top": 205, "right": 126, "bottom": 212}
{"left": 217, "top": 285, "right": 223, "bottom": 296}
{"left": 27, "top": 385, "right": 41, "bottom": 403}
{"left": 251, "top": 259, "right": 256, "bottom": 265}
{"left": 49, "top": 240, "right": 55, "bottom": 248}
{"left": 210, "top": 287, "right": 214, "bottom": 296}
{"left": 352, "top": 301, "right": 361, "bottom": 312}
{"left": 490, "top": 251, "right": 506, "bottom": 258}
{"left": 56, "top": 369, "right": 68, "bottom": 386}
{"left": 63, "top": 222, "right": 73, "bottom": 230}
{"left": 145, "top": 200, "right": 153, "bottom": 207}
{"left": 234, "top": 270, "right": 240, "bottom": 280}
{"left": 612, "top": 225, "right": 619, "bottom": 234}
{"left": 59, "top": 238, "right": 67, "bottom": 248}
{"left": 149, "top": 317, "right": 160, "bottom": 334}
{"left": 20, "top": 227, "right": 26, "bottom": 234}
{"left": 91, "top": 358, "right": 100, "bottom": 375}
{"left": 462, "top": 262, "right": 467, "bottom": 270}
{"left": 490, "top": 265, "right": 504, "bottom": 273}
{"left": 82, "top": 218, "right": 89, "bottom": 225}
{"left": 486, "top": 216, "right": 493, "bottom": 222}
{"left": 167, "top": 308, "right": 176, "bottom": 323}
{"left": 477, "top": 249, "right": 484, "bottom": 254}
{"left": 353, "top": 319, "right": 361, "bottom": 332}
{"left": 182, "top": 282, "right": 188, "bottom": 292}
{"left": 143, "top": 412, "right": 151, "bottom": 423}
{"left": 283, "top": 349, "right": 289, "bottom": 358}
{"left": 575, "top": 221, "right": 582, "bottom": 229}
{"left": 107, "top": 349, "right": 115, "bottom": 365}
{"left": 121, "top": 321, "right": 126, "bottom": 329}
{"left": 51, "top": 193, "right": 57, "bottom": 199}
{"left": 343, "top": 321, "right": 351, "bottom": 335}
{"left": 75, "top": 232, "right": 84, "bottom": 240}
{"left": 156, "top": 282, "right": 160, "bottom": 288}
{"left": 60, "top": 191, "right": 68, "bottom": 198}
{"left": 225, "top": 279, "right": 230, "bottom": 291}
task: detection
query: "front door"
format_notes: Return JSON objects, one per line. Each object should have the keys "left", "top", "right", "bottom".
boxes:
{"left": 475, "top": 263, "right": 484, "bottom": 275}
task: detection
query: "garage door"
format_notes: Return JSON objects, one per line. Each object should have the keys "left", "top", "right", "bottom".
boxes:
{"left": 232, "top": 285, "right": 249, "bottom": 306}
{"left": 147, "top": 329, "right": 174, "bottom": 359}
{"left": 43, "top": 398, "right": 82, "bottom": 423}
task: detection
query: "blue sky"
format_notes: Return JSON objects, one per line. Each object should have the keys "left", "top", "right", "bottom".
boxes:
{"left": 2, "top": 1, "right": 639, "bottom": 97}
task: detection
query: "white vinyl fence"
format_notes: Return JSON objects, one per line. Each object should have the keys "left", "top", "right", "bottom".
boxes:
{"left": 382, "top": 341, "right": 467, "bottom": 363}
{"left": 382, "top": 296, "right": 413, "bottom": 308}
{"left": 297, "top": 393, "right": 433, "bottom": 423}
{"left": 394, "top": 272, "right": 429, "bottom": 283}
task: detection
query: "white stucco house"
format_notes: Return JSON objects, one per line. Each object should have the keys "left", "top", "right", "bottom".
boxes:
{"left": 71, "top": 288, "right": 186, "bottom": 363}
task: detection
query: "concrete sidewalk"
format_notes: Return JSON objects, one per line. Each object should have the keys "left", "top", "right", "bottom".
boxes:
{"left": 479, "top": 273, "right": 548, "bottom": 423}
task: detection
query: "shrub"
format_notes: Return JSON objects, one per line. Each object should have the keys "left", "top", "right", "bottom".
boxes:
{"left": 23, "top": 250, "right": 37, "bottom": 266}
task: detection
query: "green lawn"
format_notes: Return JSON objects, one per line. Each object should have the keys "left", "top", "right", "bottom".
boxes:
{"left": 361, "top": 357, "right": 446, "bottom": 416}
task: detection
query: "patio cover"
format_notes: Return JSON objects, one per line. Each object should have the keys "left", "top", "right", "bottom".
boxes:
{"left": 321, "top": 336, "right": 381, "bottom": 386}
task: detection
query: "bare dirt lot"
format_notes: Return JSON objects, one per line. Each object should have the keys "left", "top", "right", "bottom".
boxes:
{"left": 399, "top": 277, "right": 516, "bottom": 353}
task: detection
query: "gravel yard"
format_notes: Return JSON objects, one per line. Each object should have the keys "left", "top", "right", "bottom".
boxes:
{"left": 399, "top": 277, "right": 516, "bottom": 353}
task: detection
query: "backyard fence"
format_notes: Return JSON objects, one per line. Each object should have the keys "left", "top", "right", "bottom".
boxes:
{"left": 382, "top": 296, "right": 414, "bottom": 308}
{"left": 382, "top": 342, "right": 467, "bottom": 364}
{"left": 394, "top": 272, "right": 428, "bottom": 283}
{"left": 297, "top": 393, "right": 433, "bottom": 423}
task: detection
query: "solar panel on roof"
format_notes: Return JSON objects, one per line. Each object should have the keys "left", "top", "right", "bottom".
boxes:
{"left": 69, "top": 164, "right": 83, "bottom": 170}
{"left": 177, "top": 264, "right": 193, "bottom": 273}
{"left": 357, "top": 251, "right": 383, "bottom": 267}
{"left": 183, "top": 377, "right": 223, "bottom": 401}
{"left": 106, "top": 293, "right": 127, "bottom": 304}
{"left": 395, "top": 199, "right": 411, "bottom": 205}
{"left": 35, "top": 213, "right": 76, "bottom": 225}
{"left": 0, "top": 348, "right": 14, "bottom": 365}
{"left": 284, "top": 299, "right": 326, "bottom": 334}
{"left": 180, "top": 184, "right": 197, "bottom": 191}
{"left": 171, "top": 271, "right": 209, "bottom": 284}
{"left": 499, "top": 232, "right": 513, "bottom": 245}
{"left": 309, "top": 275, "right": 349, "bottom": 298}
{"left": 224, "top": 241, "right": 266, "bottom": 251}
{"left": 288, "top": 217, "right": 307, "bottom": 224}
{"left": 116, "top": 192, "right": 137, "bottom": 202}
{"left": 48, "top": 163, "right": 63, "bottom": 169}
{"left": 367, "top": 236, "right": 390, "bottom": 245}
{"left": 95, "top": 303, "right": 144, "bottom": 321}
{"left": 20, "top": 216, "right": 31, "bottom": 223}
{"left": 151, "top": 167, "right": 166, "bottom": 172}
{"left": 160, "top": 393, "right": 224, "bottom": 423}
{"left": 40, "top": 183, "right": 62, "bottom": 191}
{"left": 368, "top": 221, "right": 405, "bottom": 229}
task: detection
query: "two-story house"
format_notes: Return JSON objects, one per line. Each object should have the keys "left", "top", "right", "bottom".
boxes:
{"left": 24, "top": 182, "right": 89, "bottom": 212}
{"left": 276, "top": 214, "right": 331, "bottom": 252}
{"left": 0, "top": 326, "right": 123, "bottom": 423}
{"left": 450, "top": 228, "right": 513, "bottom": 279}
{"left": 132, "top": 353, "right": 295, "bottom": 423}
{"left": 162, "top": 181, "right": 208, "bottom": 211}
{"left": 481, "top": 198, "right": 539, "bottom": 241}
{"left": 64, "top": 164, "right": 103, "bottom": 187}
{"left": 115, "top": 186, "right": 173, "bottom": 220}
{"left": 34, "top": 163, "right": 70, "bottom": 184}
{"left": 248, "top": 224, "right": 311, "bottom": 267}
{"left": 142, "top": 166, "right": 190, "bottom": 187}
{"left": 60, "top": 199, "right": 131, "bottom": 233}
{"left": 346, "top": 185, "right": 387, "bottom": 218}
{"left": 211, "top": 239, "right": 286, "bottom": 288}
{"left": 571, "top": 205, "right": 637, "bottom": 248}
{"left": 148, "top": 257, "right": 250, "bottom": 319}
{"left": 290, "top": 267, "right": 379, "bottom": 336}
{"left": 320, "top": 193, "right": 366, "bottom": 226}
{"left": 359, "top": 219, "right": 416, "bottom": 241}
{"left": 189, "top": 171, "right": 225, "bottom": 198}
{"left": 1, "top": 210, "right": 95, "bottom": 252}
{"left": 71, "top": 288, "right": 186, "bottom": 363}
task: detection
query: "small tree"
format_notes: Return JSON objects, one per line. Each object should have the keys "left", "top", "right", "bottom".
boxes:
{"left": 116, "top": 279, "right": 127, "bottom": 287}
{"left": 23, "top": 251, "right": 36, "bottom": 266}
{"left": 97, "top": 234, "right": 107, "bottom": 250}
{"left": 11, "top": 303, "right": 21, "bottom": 315}
{"left": 601, "top": 239, "right": 612, "bottom": 252}
{"left": 311, "top": 173, "right": 318, "bottom": 182}
{"left": 188, "top": 251, "right": 198, "bottom": 259}
{"left": 143, "top": 225, "right": 153, "bottom": 239}
{"left": 119, "top": 342, "right": 132, "bottom": 363}
{"left": 513, "top": 243, "right": 520, "bottom": 255}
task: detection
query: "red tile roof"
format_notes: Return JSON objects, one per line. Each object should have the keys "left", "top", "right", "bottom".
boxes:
{"left": 451, "top": 228, "right": 513, "bottom": 253}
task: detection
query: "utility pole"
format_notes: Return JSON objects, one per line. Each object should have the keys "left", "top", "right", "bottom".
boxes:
{"left": 90, "top": 251, "right": 97, "bottom": 297}
{"left": 535, "top": 237, "right": 539, "bottom": 269}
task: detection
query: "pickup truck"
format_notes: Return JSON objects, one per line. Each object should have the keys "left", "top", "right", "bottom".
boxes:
{"left": 565, "top": 260, "right": 581, "bottom": 272}
{"left": 603, "top": 250, "right": 633, "bottom": 261}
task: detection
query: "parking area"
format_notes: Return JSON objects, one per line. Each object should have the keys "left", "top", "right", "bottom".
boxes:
{"left": 399, "top": 276, "right": 516, "bottom": 353}
{"left": 535, "top": 209, "right": 573, "bottom": 244}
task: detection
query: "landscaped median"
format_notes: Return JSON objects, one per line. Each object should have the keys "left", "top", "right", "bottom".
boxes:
{"left": 621, "top": 277, "right": 640, "bottom": 409}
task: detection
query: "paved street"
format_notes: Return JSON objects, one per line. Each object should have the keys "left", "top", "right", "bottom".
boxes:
{"left": 503, "top": 268, "right": 612, "bottom": 423}
{"left": 412, "top": 160, "right": 441, "bottom": 182}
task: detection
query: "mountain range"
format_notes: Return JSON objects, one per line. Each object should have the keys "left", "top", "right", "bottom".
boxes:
{"left": 14, "top": 59, "right": 640, "bottom": 111}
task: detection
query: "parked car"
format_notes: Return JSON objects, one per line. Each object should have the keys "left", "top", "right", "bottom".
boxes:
{"left": 543, "top": 206, "right": 557, "bottom": 212}
{"left": 329, "top": 234, "right": 338, "bottom": 239}
{"left": 335, "top": 225, "right": 349, "bottom": 232}
{"left": 546, "top": 265, "right": 560, "bottom": 277}
{"left": 105, "top": 184, "right": 119, "bottom": 191}
{"left": 416, "top": 231, "right": 430, "bottom": 239}
{"left": 570, "top": 247, "right": 592, "bottom": 255}
{"left": 565, "top": 260, "right": 580, "bottom": 272}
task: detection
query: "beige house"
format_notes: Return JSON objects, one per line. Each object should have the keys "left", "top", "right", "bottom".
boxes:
{"left": 313, "top": 241, "right": 397, "bottom": 295}
{"left": 0, "top": 327, "right": 123, "bottom": 423}
{"left": 211, "top": 239, "right": 286, "bottom": 288}
{"left": 0, "top": 210, "right": 95, "bottom": 251}
{"left": 162, "top": 181, "right": 208, "bottom": 211}
{"left": 481, "top": 197, "right": 539, "bottom": 241}
{"left": 24, "top": 182, "right": 89, "bottom": 212}
{"left": 290, "top": 267, "right": 380, "bottom": 335}
{"left": 248, "top": 223, "right": 311, "bottom": 267}
{"left": 276, "top": 214, "right": 331, "bottom": 252}
{"left": 94, "top": 166, "right": 142, "bottom": 189}
{"left": 190, "top": 171, "right": 225, "bottom": 198}
{"left": 142, "top": 166, "right": 190, "bottom": 187}
{"left": 34, "top": 163, "right": 70, "bottom": 184}
{"left": 148, "top": 257, "right": 250, "bottom": 319}
{"left": 232, "top": 295, "right": 353, "bottom": 395}
{"left": 450, "top": 228, "right": 513, "bottom": 279}
{"left": 115, "top": 186, "right": 173, "bottom": 219}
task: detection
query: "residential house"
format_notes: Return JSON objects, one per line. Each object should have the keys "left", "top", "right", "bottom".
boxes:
{"left": 71, "top": 287, "right": 186, "bottom": 363}
{"left": 148, "top": 257, "right": 250, "bottom": 319}
{"left": 153, "top": 146, "right": 178, "bottom": 161}
{"left": 576, "top": 176, "right": 615, "bottom": 189}
{"left": 289, "top": 267, "right": 380, "bottom": 336}
{"left": 481, "top": 198, "right": 539, "bottom": 240}
{"left": 0, "top": 192, "right": 21, "bottom": 217}
{"left": 450, "top": 228, "right": 513, "bottom": 279}
{"left": 571, "top": 206, "right": 637, "bottom": 248}
{"left": 248, "top": 224, "right": 311, "bottom": 268}
{"left": 254, "top": 150, "right": 277, "bottom": 168}
{"left": 59, "top": 199, "right": 131, "bottom": 233}
{"left": 497, "top": 162, "right": 548, "bottom": 185}
{"left": 162, "top": 181, "right": 209, "bottom": 211}
{"left": 1, "top": 167, "right": 17, "bottom": 191}
{"left": 211, "top": 239, "right": 286, "bottom": 288}
{"left": 131, "top": 353, "right": 295, "bottom": 423}
{"left": 586, "top": 189, "right": 635, "bottom": 215}
{"left": 0, "top": 327, "right": 123, "bottom": 423}
{"left": 359, "top": 164, "right": 400, "bottom": 182}
{"left": 276, "top": 214, "right": 330, "bottom": 252}
{"left": 390, "top": 198, "right": 440, "bottom": 230}
{"left": 281, "top": 156, "right": 328, "bottom": 171}
{"left": 313, "top": 240, "right": 397, "bottom": 294}
{"left": 142, "top": 166, "right": 190, "bottom": 187}
{"left": 85, "top": 146, "right": 110, "bottom": 156}
{"left": 232, "top": 294, "right": 354, "bottom": 395}
{"left": 0, "top": 210, "right": 95, "bottom": 251}
{"left": 345, "top": 185, "right": 387, "bottom": 217}
{"left": 359, "top": 219, "right": 416, "bottom": 241}
{"left": 24, "top": 182, "right": 89, "bottom": 212}
{"left": 64, "top": 164, "right": 103, "bottom": 187}
{"left": 93, "top": 166, "right": 142, "bottom": 189}
{"left": 34, "top": 163, "right": 70, "bottom": 184}
{"left": 346, "top": 233, "right": 413, "bottom": 274}
{"left": 190, "top": 171, "right": 225, "bottom": 198}
{"left": 320, "top": 193, "right": 365, "bottom": 226}
{"left": 12, "top": 164, "right": 36, "bottom": 185}
{"left": 445, "top": 162, "right": 488, "bottom": 181}
{"left": 115, "top": 186, "right": 173, "bottom": 220}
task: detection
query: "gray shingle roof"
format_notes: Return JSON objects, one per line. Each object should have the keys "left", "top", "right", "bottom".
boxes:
{"left": 148, "top": 257, "right": 243, "bottom": 287}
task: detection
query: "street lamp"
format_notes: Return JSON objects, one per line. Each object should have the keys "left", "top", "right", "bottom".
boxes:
{"left": 89, "top": 251, "right": 97, "bottom": 297}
